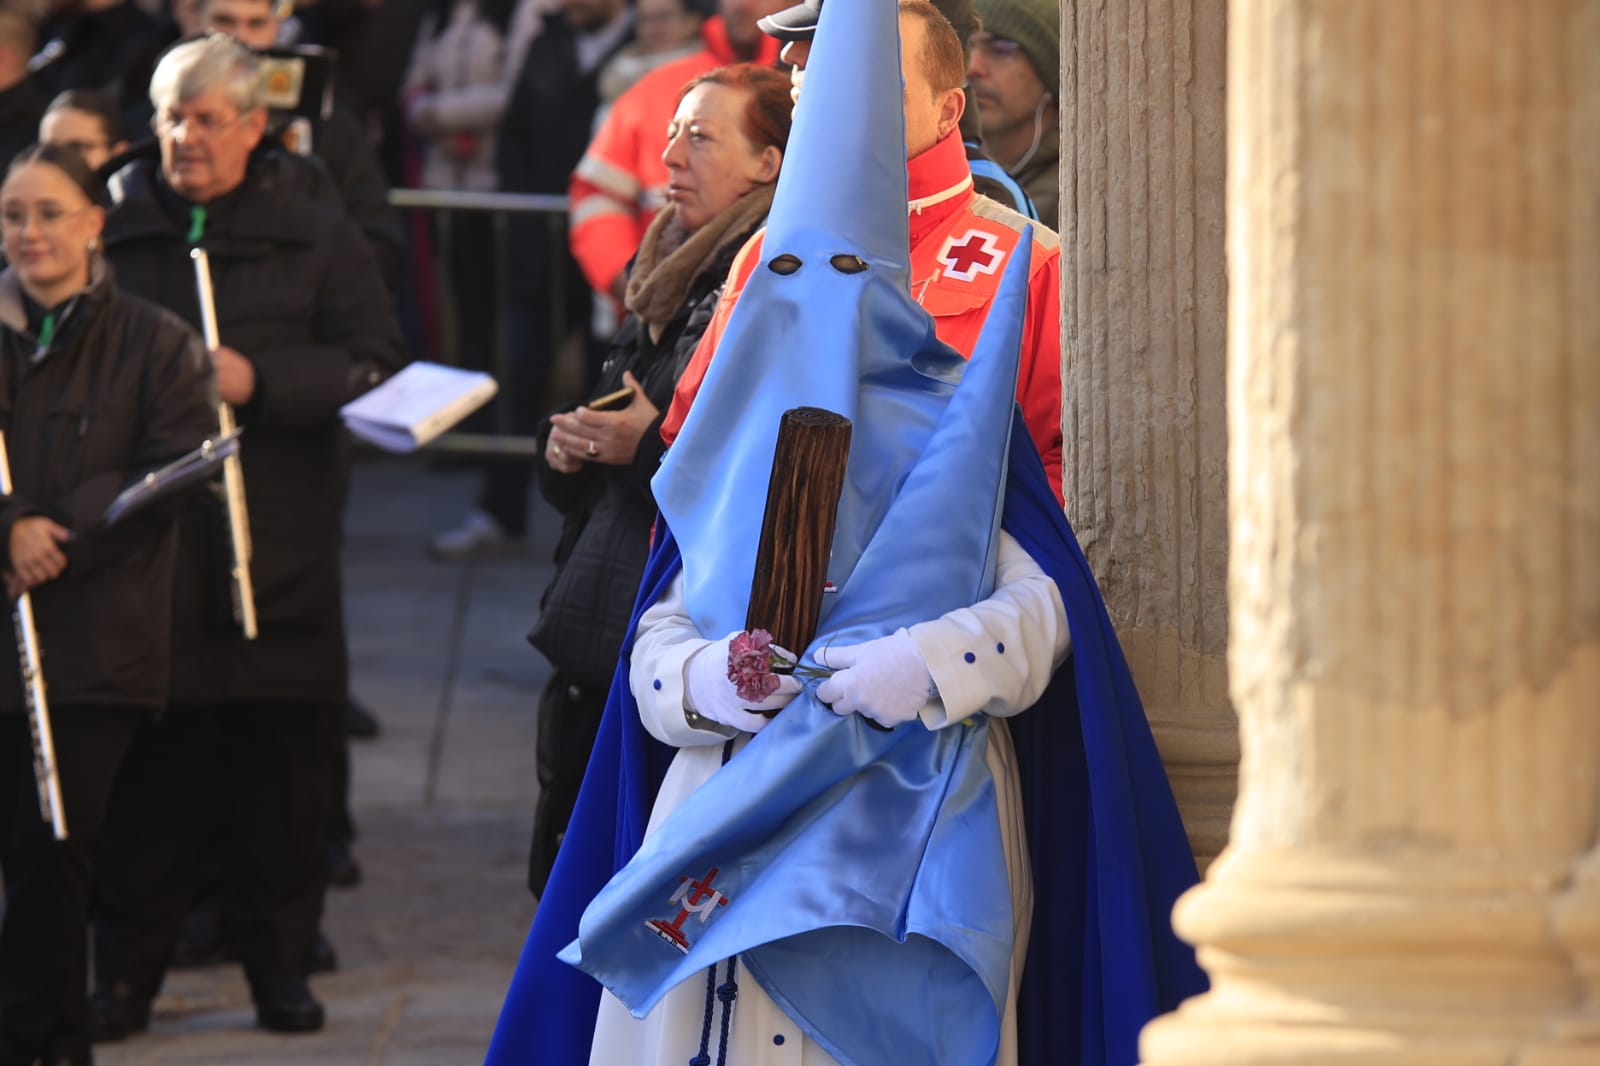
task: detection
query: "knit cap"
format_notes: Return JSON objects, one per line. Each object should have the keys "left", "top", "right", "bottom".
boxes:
{"left": 974, "top": 0, "right": 1060, "bottom": 92}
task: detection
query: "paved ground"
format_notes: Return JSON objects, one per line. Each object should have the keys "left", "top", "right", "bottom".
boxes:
{"left": 99, "top": 453, "right": 559, "bottom": 1066}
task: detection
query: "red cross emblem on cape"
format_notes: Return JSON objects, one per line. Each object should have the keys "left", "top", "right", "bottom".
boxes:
{"left": 644, "top": 867, "right": 729, "bottom": 954}
{"left": 937, "top": 229, "right": 1005, "bottom": 282}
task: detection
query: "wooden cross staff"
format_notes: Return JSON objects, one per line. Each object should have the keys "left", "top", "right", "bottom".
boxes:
{"left": 743, "top": 406, "right": 852, "bottom": 658}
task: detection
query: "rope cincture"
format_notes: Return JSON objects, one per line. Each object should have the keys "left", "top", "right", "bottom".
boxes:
{"left": 714, "top": 957, "right": 739, "bottom": 1066}
{"left": 690, "top": 964, "right": 717, "bottom": 1066}
{"left": 688, "top": 738, "right": 742, "bottom": 1065}
{"left": 689, "top": 957, "right": 741, "bottom": 1066}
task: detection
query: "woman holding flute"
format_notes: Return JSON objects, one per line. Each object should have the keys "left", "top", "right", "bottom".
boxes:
{"left": 0, "top": 143, "right": 216, "bottom": 1066}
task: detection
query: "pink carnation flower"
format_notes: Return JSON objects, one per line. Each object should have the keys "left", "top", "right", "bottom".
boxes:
{"left": 728, "top": 629, "right": 783, "bottom": 702}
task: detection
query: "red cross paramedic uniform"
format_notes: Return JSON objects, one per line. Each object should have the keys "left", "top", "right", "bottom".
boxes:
{"left": 661, "top": 129, "right": 1065, "bottom": 502}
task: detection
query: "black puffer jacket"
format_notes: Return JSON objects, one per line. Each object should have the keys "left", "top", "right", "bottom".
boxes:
{"left": 103, "top": 150, "right": 408, "bottom": 707}
{"left": 0, "top": 264, "right": 218, "bottom": 712}
{"left": 529, "top": 212, "right": 763, "bottom": 684}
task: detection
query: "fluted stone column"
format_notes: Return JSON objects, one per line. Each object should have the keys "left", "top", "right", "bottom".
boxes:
{"left": 1141, "top": 2, "right": 1600, "bottom": 1063}
{"left": 1060, "top": 0, "right": 1235, "bottom": 865}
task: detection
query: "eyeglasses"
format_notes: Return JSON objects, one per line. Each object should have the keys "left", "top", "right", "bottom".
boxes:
{"left": 968, "top": 33, "right": 1026, "bottom": 63}
{"left": 152, "top": 109, "right": 248, "bottom": 139}
{"left": 0, "top": 205, "right": 91, "bottom": 233}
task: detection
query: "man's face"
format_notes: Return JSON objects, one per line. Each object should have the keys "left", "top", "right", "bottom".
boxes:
{"left": 157, "top": 84, "right": 267, "bottom": 203}
{"left": 782, "top": 13, "right": 959, "bottom": 160}
{"left": 896, "top": 14, "right": 953, "bottom": 159}
{"left": 966, "top": 32, "right": 1050, "bottom": 142}
{"left": 560, "top": 0, "right": 626, "bottom": 32}
{"left": 201, "top": 0, "right": 279, "bottom": 49}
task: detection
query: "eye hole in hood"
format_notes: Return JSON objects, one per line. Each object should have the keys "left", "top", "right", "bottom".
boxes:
{"left": 829, "top": 254, "right": 869, "bottom": 275}
{"left": 768, "top": 254, "right": 803, "bottom": 275}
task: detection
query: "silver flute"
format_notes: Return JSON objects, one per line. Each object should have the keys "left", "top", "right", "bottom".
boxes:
{"left": 191, "top": 249, "right": 258, "bottom": 640}
{"left": 0, "top": 432, "right": 67, "bottom": 839}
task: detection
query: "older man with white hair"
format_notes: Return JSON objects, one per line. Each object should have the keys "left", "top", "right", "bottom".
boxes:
{"left": 87, "top": 33, "right": 406, "bottom": 1042}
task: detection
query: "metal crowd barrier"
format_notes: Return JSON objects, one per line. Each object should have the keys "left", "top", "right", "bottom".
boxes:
{"left": 386, "top": 188, "right": 572, "bottom": 458}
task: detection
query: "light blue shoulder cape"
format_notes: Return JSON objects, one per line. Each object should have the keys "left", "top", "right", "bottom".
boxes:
{"left": 486, "top": 422, "right": 1207, "bottom": 1066}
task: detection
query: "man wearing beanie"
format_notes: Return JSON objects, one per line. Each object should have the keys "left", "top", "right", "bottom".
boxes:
{"left": 970, "top": 0, "right": 1060, "bottom": 228}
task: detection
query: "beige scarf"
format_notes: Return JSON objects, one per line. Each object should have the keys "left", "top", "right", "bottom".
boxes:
{"left": 623, "top": 182, "right": 776, "bottom": 333}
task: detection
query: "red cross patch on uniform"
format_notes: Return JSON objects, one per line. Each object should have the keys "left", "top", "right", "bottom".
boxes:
{"left": 644, "top": 867, "right": 729, "bottom": 954}
{"left": 937, "top": 229, "right": 1005, "bottom": 282}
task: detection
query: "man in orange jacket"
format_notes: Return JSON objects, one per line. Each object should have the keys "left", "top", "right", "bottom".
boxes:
{"left": 567, "top": 0, "right": 789, "bottom": 305}
{"left": 660, "top": 0, "right": 1064, "bottom": 501}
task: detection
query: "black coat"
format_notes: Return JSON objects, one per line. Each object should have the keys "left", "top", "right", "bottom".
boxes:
{"left": 103, "top": 151, "right": 408, "bottom": 707}
{"left": 528, "top": 219, "right": 757, "bottom": 683}
{"left": 497, "top": 13, "right": 631, "bottom": 318}
{"left": 102, "top": 134, "right": 404, "bottom": 294}
{"left": 32, "top": 2, "right": 169, "bottom": 125}
{"left": 497, "top": 13, "right": 628, "bottom": 198}
{"left": 269, "top": 105, "right": 406, "bottom": 293}
{"left": 0, "top": 265, "right": 218, "bottom": 712}
{"left": 0, "top": 77, "right": 44, "bottom": 176}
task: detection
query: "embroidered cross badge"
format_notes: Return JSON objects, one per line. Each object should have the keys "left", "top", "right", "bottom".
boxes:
{"left": 937, "top": 230, "right": 1005, "bottom": 282}
{"left": 645, "top": 867, "right": 729, "bottom": 954}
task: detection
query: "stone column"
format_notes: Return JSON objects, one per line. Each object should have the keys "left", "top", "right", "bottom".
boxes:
{"left": 1141, "top": 2, "right": 1600, "bottom": 1063}
{"left": 1060, "top": 0, "right": 1235, "bottom": 865}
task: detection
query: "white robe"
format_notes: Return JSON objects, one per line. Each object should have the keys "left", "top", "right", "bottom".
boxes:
{"left": 589, "top": 531, "right": 1070, "bottom": 1066}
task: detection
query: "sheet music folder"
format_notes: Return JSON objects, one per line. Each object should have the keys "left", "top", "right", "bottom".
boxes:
{"left": 100, "top": 429, "right": 242, "bottom": 528}
{"left": 339, "top": 362, "right": 498, "bottom": 453}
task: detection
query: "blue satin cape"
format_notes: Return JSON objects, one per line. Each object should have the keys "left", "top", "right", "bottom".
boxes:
{"left": 485, "top": 427, "right": 1207, "bottom": 1066}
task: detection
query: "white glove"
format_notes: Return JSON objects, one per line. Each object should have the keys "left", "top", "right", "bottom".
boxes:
{"left": 684, "top": 632, "right": 802, "bottom": 734}
{"left": 815, "top": 629, "right": 934, "bottom": 729}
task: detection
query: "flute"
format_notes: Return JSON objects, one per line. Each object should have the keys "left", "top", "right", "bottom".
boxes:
{"left": 0, "top": 432, "right": 67, "bottom": 839}
{"left": 190, "top": 249, "right": 258, "bottom": 640}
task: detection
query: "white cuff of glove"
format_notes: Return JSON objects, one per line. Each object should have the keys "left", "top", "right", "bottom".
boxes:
{"left": 814, "top": 629, "right": 934, "bottom": 729}
{"left": 683, "top": 632, "right": 801, "bottom": 735}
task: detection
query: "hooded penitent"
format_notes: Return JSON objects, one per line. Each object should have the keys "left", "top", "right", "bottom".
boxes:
{"left": 486, "top": 0, "right": 1207, "bottom": 1062}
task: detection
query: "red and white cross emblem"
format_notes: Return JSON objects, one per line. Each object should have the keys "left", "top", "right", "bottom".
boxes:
{"left": 645, "top": 867, "right": 729, "bottom": 954}
{"left": 937, "top": 229, "right": 1005, "bottom": 282}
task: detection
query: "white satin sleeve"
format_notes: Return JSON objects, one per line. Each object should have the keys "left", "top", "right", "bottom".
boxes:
{"left": 909, "top": 530, "right": 1070, "bottom": 728}
{"left": 628, "top": 572, "right": 738, "bottom": 747}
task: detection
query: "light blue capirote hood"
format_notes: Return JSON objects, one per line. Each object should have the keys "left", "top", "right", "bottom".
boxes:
{"left": 558, "top": 0, "right": 1041, "bottom": 1061}
{"left": 651, "top": 0, "right": 931, "bottom": 639}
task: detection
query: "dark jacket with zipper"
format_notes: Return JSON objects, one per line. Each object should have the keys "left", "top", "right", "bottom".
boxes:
{"left": 0, "top": 263, "right": 217, "bottom": 713}
{"left": 102, "top": 149, "right": 408, "bottom": 708}
{"left": 529, "top": 218, "right": 757, "bottom": 685}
